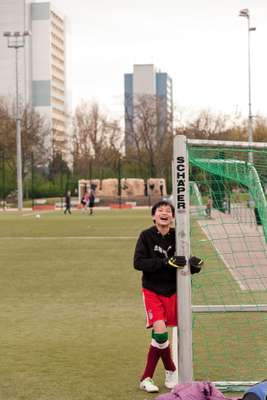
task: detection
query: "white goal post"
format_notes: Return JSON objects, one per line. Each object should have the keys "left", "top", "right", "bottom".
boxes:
{"left": 173, "top": 135, "right": 192, "bottom": 383}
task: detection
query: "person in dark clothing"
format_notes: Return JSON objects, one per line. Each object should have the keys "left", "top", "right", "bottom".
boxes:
{"left": 159, "top": 180, "right": 164, "bottom": 197}
{"left": 254, "top": 207, "right": 262, "bottom": 225}
{"left": 64, "top": 190, "right": 71, "bottom": 215}
{"left": 144, "top": 182, "right": 148, "bottom": 197}
{"left": 133, "top": 200, "right": 203, "bottom": 393}
{"left": 88, "top": 187, "right": 95, "bottom": 215}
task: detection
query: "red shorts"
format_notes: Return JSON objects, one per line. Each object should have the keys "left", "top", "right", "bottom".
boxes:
{"left": 142, "top": 288, "right": 178, "bottom": 328}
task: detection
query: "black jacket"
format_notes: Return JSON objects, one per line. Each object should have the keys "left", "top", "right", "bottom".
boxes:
{"left": 133, "top": 225, "right": 176, "bottom": 296}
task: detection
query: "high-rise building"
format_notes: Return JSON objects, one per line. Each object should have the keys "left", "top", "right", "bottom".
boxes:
{"left": 0, "top": 0, "right": 71, "bottom": 160}
{"left": 124, "top": 64, "right": 173, "bottom": 153}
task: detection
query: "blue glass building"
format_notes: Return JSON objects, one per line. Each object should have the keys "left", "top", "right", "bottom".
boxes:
{"left": 124, "top": 64, "right": 173, "bottom": 153}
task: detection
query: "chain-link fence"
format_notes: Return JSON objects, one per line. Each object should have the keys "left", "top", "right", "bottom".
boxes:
{"left": 0, "top": 152, "right": 171, "bottom": 209}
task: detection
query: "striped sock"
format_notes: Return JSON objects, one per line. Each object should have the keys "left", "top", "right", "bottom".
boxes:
{"left": 141, "top": 344, "right": 160, "bottom": 381}
{"left": 159, "top": 344, "right": 176, "bottom": 371}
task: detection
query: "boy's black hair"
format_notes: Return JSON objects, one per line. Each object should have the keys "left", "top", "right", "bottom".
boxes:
{"left": 151, "top": 200, "right": 175, "bottom": 217}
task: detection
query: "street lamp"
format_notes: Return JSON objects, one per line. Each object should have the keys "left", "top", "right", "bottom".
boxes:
{"left": 3, "top": 30, "right": 31, "bottom": 211}
{"left": 239, "top": 9, "right": 256, "bottom": 164}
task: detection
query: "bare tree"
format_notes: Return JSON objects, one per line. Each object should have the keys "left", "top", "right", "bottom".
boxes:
{"left": 72, "top": 100, "right": 122, "bottom": 177}
{"left": 253, "top": 116, "right": 267, "bottom": 142}
{"left": 0, "top": 98, "right": 15, "bottom": 153}
{"left": 175, "top": 110, "right": 231, "bottom": 139}
{"left": 0, "top": 98, "right": 49, "bottom": 177}
{"left": 21, "top": 104, "right": 50, "bottom": 175}
{"left": 174, "top": 108, "right": 267, "bottom": 150}
{"left": 125, "top": 94, "right": 173, "bottom": 177}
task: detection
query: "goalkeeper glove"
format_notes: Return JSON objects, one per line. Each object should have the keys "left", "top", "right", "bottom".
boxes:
{"left": 166, "top": 256, "right": 187, "bottom": 269}
{"left": 189, "top": 256, "right": 203, "bottom": 274}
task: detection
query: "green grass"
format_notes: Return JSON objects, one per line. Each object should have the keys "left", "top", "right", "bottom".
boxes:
{"left": 0, "top": 209, "right": 266, "bottom": 399}
{"left": 0, "top": 209, "right": 156, "bottom": 400}
{"left": 190, "top": 217, "right": 267, "bottom": 382}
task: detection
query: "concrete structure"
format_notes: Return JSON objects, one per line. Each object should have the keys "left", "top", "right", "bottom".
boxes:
{"left": 78, "top": 178, "right": 167, "bottom": 200}
{"left": 0, "top": 0, "right": 71, "bottom": 161}
{"left": 124, "top": 64, "right": 173, "bottom": 153}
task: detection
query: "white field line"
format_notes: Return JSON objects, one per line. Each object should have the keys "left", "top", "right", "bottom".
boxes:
{"left": 198, "top": 222, "right": 246, "bottom": 291}
{"left": 0, "top": 236, "right": 137, "bottom": 240}
{"left": 22, "top": 211, "right": 57, "bottom": 217}
{"left": 20, "top": 206, "right": 150, "bottom": 217}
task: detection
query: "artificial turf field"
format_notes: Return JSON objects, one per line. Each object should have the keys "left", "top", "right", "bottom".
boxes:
{"left": 0, "top": 208, "right": 267, "bottom": 400}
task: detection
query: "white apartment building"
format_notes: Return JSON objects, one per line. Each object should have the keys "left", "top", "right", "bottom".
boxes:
{"left": 0, "top": 0, "right": 71, "bottom": 161}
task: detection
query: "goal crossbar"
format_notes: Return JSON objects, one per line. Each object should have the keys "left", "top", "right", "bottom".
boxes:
{"left": 187, "top": 139, "right": 267, "bottom": 149}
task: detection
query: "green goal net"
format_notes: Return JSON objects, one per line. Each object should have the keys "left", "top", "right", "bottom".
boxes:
{"left": 189, "top": 144, "right": 267, "bottom": 242}
{"left": 173, "top": 136, "right": 267, "bottom": 390}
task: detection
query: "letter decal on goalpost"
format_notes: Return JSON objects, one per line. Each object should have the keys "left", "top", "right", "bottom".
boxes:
{"left": 173, "top": 135, "right": 193, "bottom": 383}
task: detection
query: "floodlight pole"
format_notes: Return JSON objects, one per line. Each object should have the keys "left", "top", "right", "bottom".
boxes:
{"left": 239, "top": 9, "right": 256, "bottom": 165}
{"left": 3, "top": 30, "right": 31, "bottom": 211}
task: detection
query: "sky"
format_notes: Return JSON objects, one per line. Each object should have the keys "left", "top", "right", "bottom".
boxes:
{"left": 51, "top": 0, "right": 267, "bottom": 122}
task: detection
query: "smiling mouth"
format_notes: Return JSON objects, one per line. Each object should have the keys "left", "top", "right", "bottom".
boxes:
{"left": 160, "top": 216, "right": 168, "bottom": 221}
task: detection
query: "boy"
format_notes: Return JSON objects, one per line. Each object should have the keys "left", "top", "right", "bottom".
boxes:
{"left": 133, "top": 200, "right": 203, "bottom": 393}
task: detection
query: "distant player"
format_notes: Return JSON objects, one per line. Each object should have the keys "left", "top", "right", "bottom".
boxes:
{"left": 133, "top": 200, "right": 203, "bottom": 393}
{"left": 81, "top": 191, "right": 89, "bottom": 213}
{"left": 205, "top": 196, "right": 212, "bottom": 217}
{"left": 88, "top": 187, "right": 95, "bottom": 215}
{"left": 64, "top": 190, "right": 71, "bottom": 215}
{"left": 159, "top": 180, "right": 164, "bottom": 197}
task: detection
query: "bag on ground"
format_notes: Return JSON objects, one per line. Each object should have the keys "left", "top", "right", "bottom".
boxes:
{"left": 155, "top": 381, "right": 231, "bottom": 400}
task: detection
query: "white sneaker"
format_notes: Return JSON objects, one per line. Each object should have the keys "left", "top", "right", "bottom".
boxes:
{"left": 140, "top": 377, "right": 159, "bottom": 393}
{"left": 164, "top": 370, "right": 177, "bottom": 389}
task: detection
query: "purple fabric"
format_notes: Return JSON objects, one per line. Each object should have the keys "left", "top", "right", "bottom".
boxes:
{"left": 155, "top": 381, "right": 229, "bottom": 400}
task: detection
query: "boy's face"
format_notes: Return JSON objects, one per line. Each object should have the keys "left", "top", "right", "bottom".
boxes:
{"left": 153, "top": 205, "right": 174, "bottom": 228}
